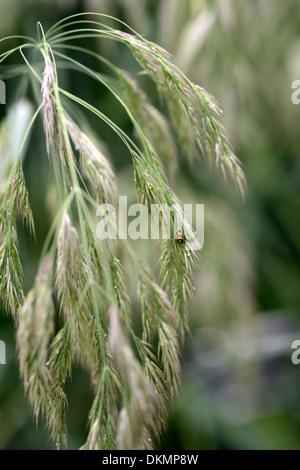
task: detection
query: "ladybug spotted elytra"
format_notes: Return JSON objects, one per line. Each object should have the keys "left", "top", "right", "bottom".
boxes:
{"left": 175, "top": 230, "right": 185, "bottom": 244}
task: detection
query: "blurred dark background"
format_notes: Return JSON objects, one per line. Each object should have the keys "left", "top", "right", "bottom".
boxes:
{"left": 1, "top": 0, "right": 300, "bottom": 450}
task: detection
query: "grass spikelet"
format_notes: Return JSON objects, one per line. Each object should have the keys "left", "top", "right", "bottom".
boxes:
{"left": 41, "top": 54, "right": 74, "bottom": 188}
{"left": 66, "top": 119, "right": 117, "bottom": 204}
{"left": 139, "top": 261, "right": 181, "bottom": 407}
{"left": 0, "top": 159, "right": 35, "bottom": 315}
{"left": 83, "top": 364, "right": 120, "bottom": 450}
{"left": 108, "top": 306, "right": 153, "bottom": 450}
{"left": 109, "top": 253, "right": 131, "bottom": 329}
{"left": 160, "top": 236, "right": 197, "bottom": 333}
{"left": 3, "top": 158, "right": 35, "bottom": 234}
{"left": 41, "top": 54, "right": 56, "bottom": 160}
{"left": 0, "top": 228, "right": 24, "bottom": 316}
{"left": 46, "top": 326, "right": 72, "bottom": 448}
{"left": 116, "top": 70, "right": 177, "bottom": 174}
{"left": 16, "top": 256, "right": 55, "bottom": 419}
{"left": 133, "top": 156, "right": 164, "bottom": 209}
{"left": 55, "top": 212, "right": 101, "bottom": 384}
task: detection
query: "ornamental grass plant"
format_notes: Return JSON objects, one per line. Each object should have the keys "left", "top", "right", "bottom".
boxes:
{"left": 0, "top": 13, "right": 244, "bottom": 449}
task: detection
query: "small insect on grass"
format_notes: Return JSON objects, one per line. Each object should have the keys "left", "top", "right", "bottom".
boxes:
{"left": 175, "top": 230, "right": 185, "bottom": 244}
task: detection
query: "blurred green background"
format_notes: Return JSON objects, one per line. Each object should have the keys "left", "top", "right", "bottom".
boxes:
{"left": 1, "top": 0, "right": 300, "bottom": 450}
